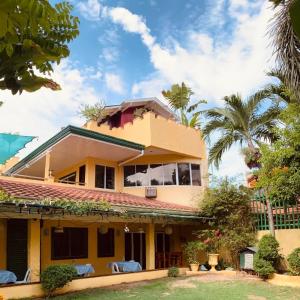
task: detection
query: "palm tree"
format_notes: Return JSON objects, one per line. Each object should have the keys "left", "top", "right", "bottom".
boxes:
{"left": 269, "top": 0, "right": 300, "bottom": 99}
{"left": 162, "top": 82, "right": 206, "bottom": 128}
{"left": 259, "top": 69, "right": 298, "bottom": 104}
{"left": 203, "top": 92, "right": 283, "bottom": 236}
{"left": 202, "top": 92, "right": 280, "bottom": 168}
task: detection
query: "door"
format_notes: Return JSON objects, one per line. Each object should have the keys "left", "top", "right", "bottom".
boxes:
{"left": 155, "top": 232, "right": 170, "bottom": 268}
{"left": 6, "top": 219, "right": 28, "bottom": 280}
{"left": 125, "top": 232, "right": 146, "bottom": 269}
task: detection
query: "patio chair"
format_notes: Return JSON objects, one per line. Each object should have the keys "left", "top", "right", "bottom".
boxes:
{"left": 111, "top": 263, "right": 120, "bottom": 274}
{"left": 16, "top": 269, "right": 31, "bottom": 284}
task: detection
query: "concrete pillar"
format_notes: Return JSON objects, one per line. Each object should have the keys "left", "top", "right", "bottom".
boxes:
{"left": 85, "top": 158, "right": 95, "bottom": 188}
{"left": 44, "top": 151, "right": 54, "bottom": 182}
{"left": 146, "top": 223, "right": 155, "bottom": 270}
{"left": 27, "top": 219, "right": 41, "bottom": 282}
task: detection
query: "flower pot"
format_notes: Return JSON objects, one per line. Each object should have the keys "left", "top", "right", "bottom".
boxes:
{"left": 208, "top": 254, "right": 219, "bottom": 271}
{"left": 190, "top": 263, "right": 199, "bottom": 272}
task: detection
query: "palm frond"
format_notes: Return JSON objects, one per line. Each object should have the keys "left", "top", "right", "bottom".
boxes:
{"left": 187, "top": 99, "right": 207, "bottom": 113}
{"left": 270, "top": 0, "right": 300, "bottom": 100}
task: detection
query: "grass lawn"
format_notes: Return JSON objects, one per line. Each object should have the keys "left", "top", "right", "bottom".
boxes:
{"left": 49, "top": 276, "right": 300, "bottom": 300}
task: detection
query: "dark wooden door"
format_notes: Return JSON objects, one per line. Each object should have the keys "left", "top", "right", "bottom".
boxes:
{"left": 6, "top": 219, "right": 28, "bottom": 280}
{"left": 125, "top": 232, "right": 146, "bottom": 269}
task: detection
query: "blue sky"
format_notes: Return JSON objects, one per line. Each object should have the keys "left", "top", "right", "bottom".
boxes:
{"left": 0, "top": 0, "right": 275, "bottom": 181}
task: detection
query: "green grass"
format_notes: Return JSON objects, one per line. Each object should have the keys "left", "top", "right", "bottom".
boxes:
{"left": 50, "top": 277, "right": 300, "bottom": 300}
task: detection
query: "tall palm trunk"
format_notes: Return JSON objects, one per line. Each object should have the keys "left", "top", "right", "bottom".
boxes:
{"left": 248, "top": 139, "right": 275, "bottom": 236}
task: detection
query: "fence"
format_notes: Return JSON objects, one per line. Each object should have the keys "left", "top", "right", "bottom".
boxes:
{"left": 251, "top": 195, "right": 300, "bottom": 230}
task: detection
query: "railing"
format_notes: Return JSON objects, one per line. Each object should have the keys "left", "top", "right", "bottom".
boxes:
{"left": 252, "top": 195, "right": 300, "bottom": 230}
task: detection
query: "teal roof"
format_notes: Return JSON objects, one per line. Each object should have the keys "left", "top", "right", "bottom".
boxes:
{"left": 0, "top": 133, "right": 35, "bottom": 164}
{"left": 6, "top": 125, "right": 144, "bottom": 175}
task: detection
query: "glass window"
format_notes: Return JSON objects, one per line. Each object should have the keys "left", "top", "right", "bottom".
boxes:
{"left": 150, "top": 164, "right": 164, "bottom": 186}
{"left": 191, "top": 164, "right": 201, "bottom": 186}
{"left": 178, "top": 163, "right": 191, "bottom": 185}
{"left": 98, "top": 228, "right": 115, "bottom": 257}
{"left": 95, "top": 165, "right": 105, "bottom": 188}
{"left": 59, "top": 172, "right": 76, "bottom": 184}
{"left": 79, "top": 165, "right": 86, "bottom": 186}
{"left": 95, "top": 165, "right": 115, "bottom": 189}
{"left": 136, "top": 165, "right": 149, "bottom": 186}
{"left": 163, "top": 163, "right": 177, "bottom": 185}
{"left": 52, "top": 227, "right": 88, "bottom": 260}
{"left": 106, "top": 166, "right": 115, "bottom": 189}
{"left": 124, "top": 166, "right": 136, "bottom": 187}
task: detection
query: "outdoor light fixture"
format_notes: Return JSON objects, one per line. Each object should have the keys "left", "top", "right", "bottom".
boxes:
{"left": 165, "top": 225, "right": 173, "bottom": 235}
{"left": 98, "top": 225, "right": 108, "bottom": 234}
{"left": 124, "top": 224, "right": 130, "bottom": 232}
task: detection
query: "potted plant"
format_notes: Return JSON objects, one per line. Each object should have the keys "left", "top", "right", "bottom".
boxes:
{"left": 197, "top": 229, "right": 222, "bottom": 271}
{"left": 183, "top": 241, "right": 204, "bottom": 272}
{"left": 242, "top": 147, "right": 261, "bottom": 169}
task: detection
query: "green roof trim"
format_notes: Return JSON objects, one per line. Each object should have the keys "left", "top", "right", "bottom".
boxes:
{"left": 6, "top": 125, "right": 144, "bottom": 175}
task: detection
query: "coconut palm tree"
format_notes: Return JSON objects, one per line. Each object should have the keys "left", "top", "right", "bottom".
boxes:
{"left": 162, "top": 82, "right": 206, "bottom": 128}
{"left": 269, "top": 0, "right": 300, "bottom": 99}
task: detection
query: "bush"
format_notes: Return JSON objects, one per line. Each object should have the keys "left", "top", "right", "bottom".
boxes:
{"left": 168, "top": 266, "right": 180, "bottom": 277}
{"left": 183, "top": 241, "right": 204, "bottom": 264}
{"left": 288, "top": 248, "right": 300, "bottom": 275}
{"left": 257, "top": 235, "right": 280, "bottom": 265}
{"left": 253, "top": 255, "right": 275, "bottom": 279}
{"left": 41, "top": 265, "right": 77, "bottom": 298}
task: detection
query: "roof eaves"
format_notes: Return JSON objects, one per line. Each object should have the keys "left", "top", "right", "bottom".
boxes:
{"left": 6, "top": 125, "right": 144, "bottom": 175}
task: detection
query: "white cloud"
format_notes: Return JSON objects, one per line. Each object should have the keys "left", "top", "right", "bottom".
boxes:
{"left": 0, "top": 60, "right": 100, "bottom": 158}
{"left": 101, "top": 47, "right": 119, "bottom": 63}
{"left": 104, "top": 72, "right": 125, "bottom": 94}
{"left": 77, "top": 0, "right": 103, "bottom": 21}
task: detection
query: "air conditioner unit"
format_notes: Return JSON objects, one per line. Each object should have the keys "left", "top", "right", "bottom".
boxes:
{"left": 145, "top": 186, "right": 157, "bottom": 199}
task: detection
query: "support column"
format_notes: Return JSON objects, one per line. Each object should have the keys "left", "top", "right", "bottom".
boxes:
{"left": 28, "top": 219, "right": 41, "bottom": 282}
{"left": 85, "top": 158, "right": 95, "bottom": 188}
{"left": 146, "top": 223, "right": 155, "bottom": 270}
{"left": 44, "top": 151, "right": 54, "bottom": 182}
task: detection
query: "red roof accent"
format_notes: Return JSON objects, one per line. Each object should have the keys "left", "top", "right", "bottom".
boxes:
{"left": 0, "top": 178, "right": 196, "bottom": 213}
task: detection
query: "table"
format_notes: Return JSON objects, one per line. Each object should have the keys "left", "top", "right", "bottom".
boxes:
{"left": 0, "top": 270, "right": 17, "bottom": 284}
{"left": 108, "top": 261, "right": 142, "bottom": 273}
{"left": 74, "top": 264, "right": 95, "bottom": 276}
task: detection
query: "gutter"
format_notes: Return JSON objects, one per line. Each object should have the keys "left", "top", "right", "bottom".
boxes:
{"left": 118, "top": 150, "right": 144, "bottom": 166}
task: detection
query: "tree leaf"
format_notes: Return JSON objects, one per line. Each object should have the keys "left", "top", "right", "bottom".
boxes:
{"left": 5, "top": 44, "right": 13, "bottom": 57}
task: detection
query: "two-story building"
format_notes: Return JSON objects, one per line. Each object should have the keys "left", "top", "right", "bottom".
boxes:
{"left": 0, "top": 98, "right": 208, "bottom": 298}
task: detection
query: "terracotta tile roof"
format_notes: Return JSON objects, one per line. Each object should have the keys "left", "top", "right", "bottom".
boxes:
{"left": 0, "top": 178, "right": 196, "bottom": 213}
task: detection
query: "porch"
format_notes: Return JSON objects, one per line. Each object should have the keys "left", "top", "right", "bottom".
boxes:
{"left": 0, "top": 216, "right": 201, "bottom": 281}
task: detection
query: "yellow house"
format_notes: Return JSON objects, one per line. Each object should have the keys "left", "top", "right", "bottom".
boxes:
{"left": 0, "top": 98, "right": 208, "bottom": 299}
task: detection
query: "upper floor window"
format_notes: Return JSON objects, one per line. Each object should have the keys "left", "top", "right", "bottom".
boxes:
{"left": 95, "top": 165, "right": 115, "bottom": 189}
{"left": 124, "top": 163, "right": 201, "bottom": 187}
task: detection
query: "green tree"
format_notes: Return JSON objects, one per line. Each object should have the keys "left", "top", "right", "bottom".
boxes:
{"left": 202, "top": 92, "right": 280, "bottom": 168}
{"left": 199, "top": 179, "right": 256, "bottom": 268}
{"left": 80, "top": 101, "right": 107, "bottom": 122}
{"left": 0, "top": 0, "right": 79, "bottom": 95}
{"left": 256, "top": 103, "right": 300, "bottom": 203}
{"left": 161, "top": 82, "right": 206, "bottom": 128}
{"left": 269, "top": 0, "right": 300, "bottom": 99}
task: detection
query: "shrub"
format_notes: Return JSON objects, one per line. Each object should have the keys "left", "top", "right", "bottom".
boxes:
{"left": 288, "top": 248, "right": 300, "bottom": 275}
{"left": 41, "top": 265, "right": 77, "bottom": 298}
{"left": 183, "top": 241, "right": 204, "bottom": 264}
{"left": 168, "top": 266, "right": 180, "bottom": 277}
{"left": 257, "top": 235, "right": 280, "bottom": 265}
{"left": 253, "top": 255, "right": 275, "bottom": 279}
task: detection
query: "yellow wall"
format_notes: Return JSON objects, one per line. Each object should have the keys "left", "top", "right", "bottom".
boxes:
{"left": 53, "top": 154, "right": 207, "bottom": 208}
{"left": 86, "top": 111, "right": 207, "bottom": 159}
{"left": 257, "top": 229, "right": 300, "bottom": 257}
{"left": 0, "top": 219, "right": 6, "bottom": 269}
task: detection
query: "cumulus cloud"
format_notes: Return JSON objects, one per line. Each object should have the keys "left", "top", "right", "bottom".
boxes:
{"left": 0, "top": 60, "right": 100, "bottom": 158}
{"left": 104, "top": 72, "right": 125, "bottom": 94}
{"left": 77, "top": 0, "right": 103, "bottom": 21}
